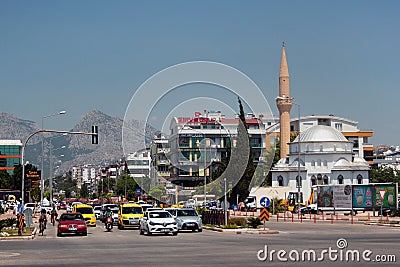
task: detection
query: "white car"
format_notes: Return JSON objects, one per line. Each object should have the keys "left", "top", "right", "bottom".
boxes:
{"left": 139, "top": 210, "right": 178, "bottom": 236}
{"left": 93, "top": 206, "right": 102, "bottom": 219}
{"left": 175, "top": 208, "right": 203, "bottom": 232}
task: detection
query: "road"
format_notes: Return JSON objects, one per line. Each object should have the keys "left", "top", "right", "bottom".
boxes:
{"left": 0, "top": 219, "right": 399, "bottom": 266}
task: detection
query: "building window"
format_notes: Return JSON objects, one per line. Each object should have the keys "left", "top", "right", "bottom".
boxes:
{"left": 311, "top": 160, "right": 315, "bottom": 167}
{"left": 335, "top": 123, "right": 342, "bottom": 131}
{"left": 277, "top": 176, "right": 284, "bottom": 186}
{"left": 338, "top": 175, "right": 344, "bottom": 184}
{"left": 323, "top": 175, "right": 329, "bottom": 185}
{"left": 323, "top": 160, "right": 328, "bottom": 167}
{"left": 317, "top": 174, "right": 323, "bottom": 185}
{"left": 357, "top": 174, "right": 363, "bottom": 184}
{"left": 311, "top": 175, "right": 316, "bottom": 186}
{"left": 320, "top": 145, "right": 323, "bottom": 152}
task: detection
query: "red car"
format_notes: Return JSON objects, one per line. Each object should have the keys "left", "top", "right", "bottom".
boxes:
{"left": 58, "top": 201, "right": 67, "bottom": 210}
{"left": 57, "top": 212, "right": 88, "bottom": 237}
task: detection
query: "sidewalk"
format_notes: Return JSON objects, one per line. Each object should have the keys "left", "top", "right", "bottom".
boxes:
{"left": 0, "top": 210, "right": 37, "bottom": 240}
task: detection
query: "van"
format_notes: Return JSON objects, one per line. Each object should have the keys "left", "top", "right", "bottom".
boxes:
{"left": 72, "top": 203, "right": 96, "bottom": 227}
{"left": 118, "top": 203, "right": 143, "bottom": 229}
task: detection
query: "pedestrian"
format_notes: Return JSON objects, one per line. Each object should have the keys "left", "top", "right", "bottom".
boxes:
{"left": 17, "top": 213, "right": 25, "bottom": 236}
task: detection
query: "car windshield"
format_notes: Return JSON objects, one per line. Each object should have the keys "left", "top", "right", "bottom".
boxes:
{"left": 177, "top": 210, "right": 198, "bottom": 217}
{"left": 122, "top": 207, "right": 143, "bottom": 214}
{"left": 166, "top": 209, "right": 177, "bottom": 216}
{"left": 94, "top": 206, "right": 101, "bottom": 210}
{"left": 76, "top": 207, "right": 93, "bottom": 214}
{"left": 60, "top": 214, "right": 84, "bottom": 221}
{"left": 149, "top": 212, "right": 172, "bottom": 218}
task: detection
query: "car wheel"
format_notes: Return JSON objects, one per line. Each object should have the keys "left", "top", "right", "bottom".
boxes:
{"left": 139, "top": 228, "right": 144, "bottom": 235}
{"left": 57, "top": 232, "right": 62, "bottom": 237}
{"left": 146, "top": 229, "right": 152, "bottom": 236}
{"left": 83, "top": 232, "right": 87, "bottom": 236}
{"left": 192, "top": 229, "right": 196, "bottom": 232}
{"left": 172, "top": 232, "right": 178, "bottom": 236}
{"left": 198, "top": 228, "right": 203, "bottom": 232}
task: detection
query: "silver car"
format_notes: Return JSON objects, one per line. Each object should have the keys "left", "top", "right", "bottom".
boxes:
{"left": 175, "top": 208, "right": 202, "bottom": 232}
{"left": 140, "top": 210, "right": 178, "bottom": 236}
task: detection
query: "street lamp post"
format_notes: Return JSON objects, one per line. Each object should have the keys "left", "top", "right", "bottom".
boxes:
{"left": 41, "top": 111, "right": 66, "bottom": 204}
{"left": 294, "top": 103, "right": 301, "bottom": 215}
{"left": 49, "top": 142, "right": 65, "bottom": 207}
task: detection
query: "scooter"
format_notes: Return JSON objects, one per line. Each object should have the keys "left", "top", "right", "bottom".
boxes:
{"left": 105, "top": 217, "right": 113, "bottom": 231}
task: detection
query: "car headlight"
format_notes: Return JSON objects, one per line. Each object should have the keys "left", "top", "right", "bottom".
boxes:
{"left": 149, "top": 221, "right": 156, "bottom": 226}
{"left": 91, "top": 216, "right": 95, "bottom": 219}
{"left": 123, "top": 216, "right": 128, "bottom": 220}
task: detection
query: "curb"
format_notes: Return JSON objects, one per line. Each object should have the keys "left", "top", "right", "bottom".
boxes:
{"left": 364, "top": 222, "right": 400, "bottom": 227}
{"left": 0, "top": 227, "right": 37, "bottom": 240}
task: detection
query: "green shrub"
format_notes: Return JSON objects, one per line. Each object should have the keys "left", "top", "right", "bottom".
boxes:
{"left": 222, "top": 224, "right": 239, "bottom": 229}
{"left": 0, "top": 218, "right": 17, "bottom": 231}
{"left": 228, "top": 217, "right": 247, "bottom": 227}
{"left": 390, "top": 209, "right": 400, "bottom": 217}
{"left": 247, "top": 217, "right": 262, "bottom": 228}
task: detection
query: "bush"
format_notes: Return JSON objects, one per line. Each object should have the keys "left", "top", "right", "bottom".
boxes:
{"left": 0, "top": 218, "right": 17, "bottom": 231}
{"left": 390, "top": 209, "right": 400, "bottom": 217}
{"left": 247, "top": 217, "right": 262, "bottom": 229}
{"left": 228, "top": 217, "right": 248, "bottom": 227}
{"left": 222, "top": 224, "right": 239, "bottom": 229}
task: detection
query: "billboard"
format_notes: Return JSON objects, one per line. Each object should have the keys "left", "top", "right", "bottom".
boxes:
{"left": 333, "top": 185, "right": 352, "bottom": 209}
{"left": 373, "top": 184, "right": 397, "bottom": 209}
{"left": 352, "top": 185, "right": 373, "bottom": 209}
{"left": 316, "top": 185, "right": 352, "bottom": 209}
{"left": 316, "top": 186, "right": 333, "bottom": 207}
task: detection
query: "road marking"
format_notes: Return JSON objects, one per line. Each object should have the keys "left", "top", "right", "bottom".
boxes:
{"left": 0, "top": 252, "right": 20, "bottom": 258}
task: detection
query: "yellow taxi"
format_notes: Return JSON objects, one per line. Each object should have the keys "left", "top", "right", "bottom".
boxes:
{"left": 72, "top": 203, "right": 97, "bottom": 227}
{"left": 117, "top": 203, "right": 143, "bottom": 229}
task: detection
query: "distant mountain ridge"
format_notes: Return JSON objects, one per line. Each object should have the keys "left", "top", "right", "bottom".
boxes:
{"left": 0, "top": 110, "right": 159, "bottom": 177}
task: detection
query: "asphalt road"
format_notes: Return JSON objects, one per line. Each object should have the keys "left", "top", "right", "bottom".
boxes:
{"left": 0, "top": 219, "right": 399, "bottom": 267}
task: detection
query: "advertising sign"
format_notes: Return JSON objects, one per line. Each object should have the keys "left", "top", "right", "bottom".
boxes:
{"left": 333, "top": 185, "right": 352, "bottom": 209}
{"left": 316, "top": 186, "right": 334, "bottom": 207}
{"left": 352, "top": 185, "right": 373, "bottom": 209}
{"left": 373, "top": 184, "right": 397, "bottom": 208}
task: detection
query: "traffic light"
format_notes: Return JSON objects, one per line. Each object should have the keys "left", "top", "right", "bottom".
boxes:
{"left": 92, "top": 125, "right": 98, "bottom": 144}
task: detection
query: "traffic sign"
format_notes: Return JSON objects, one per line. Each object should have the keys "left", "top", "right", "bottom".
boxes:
{"left": 260, "top": 208, "right": 270, "bottom": 222}
{"left": 260, "top": 197, "right": 270, "bottom": 208}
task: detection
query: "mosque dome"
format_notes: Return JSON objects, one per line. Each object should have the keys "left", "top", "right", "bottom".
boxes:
{"left": 293, "top": 125, "right": 349, "bottom": 143}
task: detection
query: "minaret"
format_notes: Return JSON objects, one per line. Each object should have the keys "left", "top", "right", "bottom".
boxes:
{"left": 276, "top": 43, "right": 292, "bottom": 158}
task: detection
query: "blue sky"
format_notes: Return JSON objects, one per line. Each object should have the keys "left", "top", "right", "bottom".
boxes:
{"left": 1, "top": 1, "right": 399, "bottom": 145}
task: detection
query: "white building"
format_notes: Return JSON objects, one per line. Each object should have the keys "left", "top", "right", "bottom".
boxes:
{"left": 271, "top": 125, "right": 370, "bottom": 202}
{"left": 126, "top": 150, "right": 151, "bottom": 179}
{"left": 264, "top": 115, "right": 374, "bottom": 163}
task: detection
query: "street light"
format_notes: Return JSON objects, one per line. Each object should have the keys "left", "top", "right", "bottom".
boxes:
{"left": 49, "top": 143, "right": 65, "bottom": 206}
{"left": 294, "top": 103, "right": 301, "bottom": 215}
{"left": 41, "top": 111, "right": 67, "bottom": 205}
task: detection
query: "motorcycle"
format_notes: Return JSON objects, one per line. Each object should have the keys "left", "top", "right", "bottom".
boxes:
{"left": 105, "top": 217, "right": 113, "bottom": 231}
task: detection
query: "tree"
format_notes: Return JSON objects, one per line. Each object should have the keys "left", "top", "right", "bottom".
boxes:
{"left": 370, "top": 166, "right": 399, "bottom": 184}
{"left": 12, "top": 164, "right": 38, "bottom": 190}
{"left": 0, "top": 170, "right": 12, "bottom": 189}
{"left": 149, "top": 184, "right": 166, "bottom": 201}
{"left": 80, "top": 184, "right": 89, "bottom": 199}
{"left": 115, "top": 172, "right": 138, "bottom": 196}
{"left": 30, "top": 187, "right": 40, "bottom": 202}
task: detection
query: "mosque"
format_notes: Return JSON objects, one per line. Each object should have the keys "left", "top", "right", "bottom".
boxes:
{"left": 270, "top": 45, "right": 370, "bottom": 202}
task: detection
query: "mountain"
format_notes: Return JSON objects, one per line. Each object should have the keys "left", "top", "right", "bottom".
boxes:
{"left": 0, "top": 110, "right": 159, "bottom": 177}
{"left": 0, "top": 112, "right": 40, "bottom": 143}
